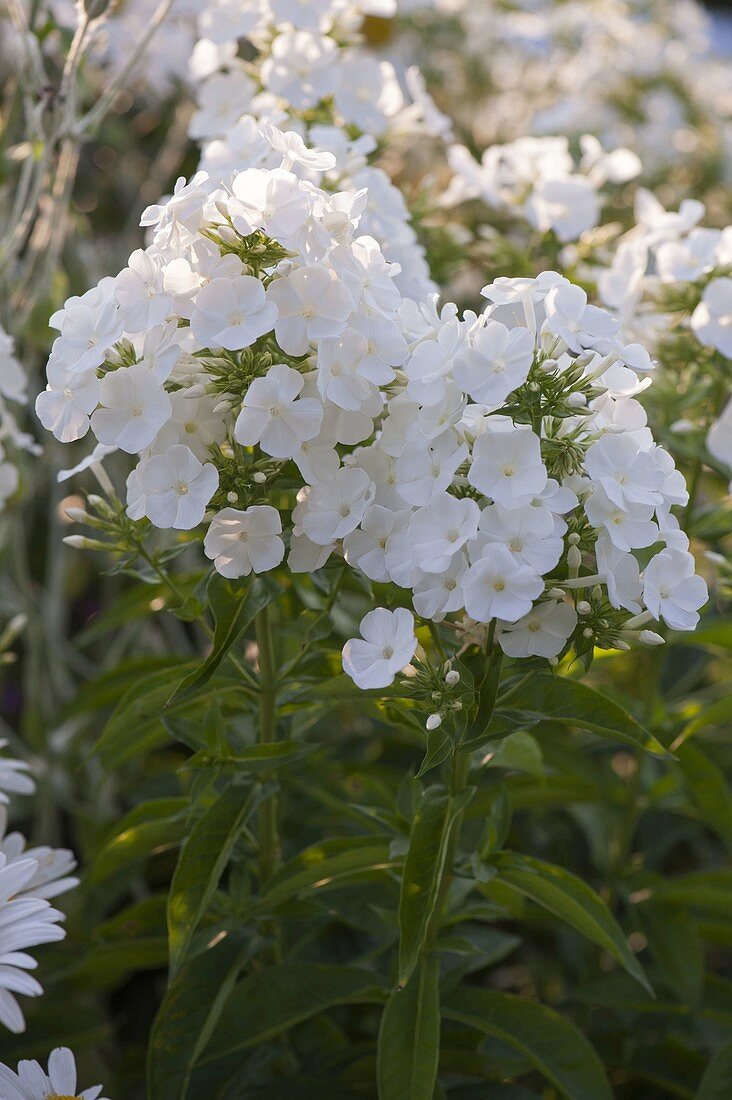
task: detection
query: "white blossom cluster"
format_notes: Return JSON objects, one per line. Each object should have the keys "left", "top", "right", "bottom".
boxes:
{"left": 187, "top": 0, "right": 449, "bottom": 301}
{"left": 595, "top": 189, "right": 732, "bottom": 491}
{"left": 0, "top": 325, "right": 38, "bottom": 513}
{"left": 0, "top": 741, "right": 78, "bottom": 1033}
{"left": 396, "top": 0, "right": 732, "bottom": 184}
{"left": 37, "top": 133, "right": 707, "bottom": 688}
{"left": 442, "top": 133, "right": 641, "bottom": 243}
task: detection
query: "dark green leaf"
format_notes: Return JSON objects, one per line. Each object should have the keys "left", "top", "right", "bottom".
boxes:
{"left": 148, "top": 933, "right": 248, "bottom": 1100}
{"left": 511, "top": 675, "right": 667, "bottom": 756}
{"left": 443, "top": 987, "right": 612, "bottom": 1100}
{"left": 258, "top": 837, "right": 396, "bottom": 911}
{"left": 169, "top": 574, "right": 282, "bottom": 705}
{"left": 201, "top": 964, "right": 385, "bottom": 1062}
{"left": 493, "top": 851, "right": 652, "bottom": 993}
{"left": 90, "top": 799, "right": 189, "bottom": 883}
{"left": 675, "top": 741, "right": 732, "bottom": 849}
{"left": 398, "top": 785, "right": 473, "bottom": 986}
{"left": 638, "top": 901, "right": 703, "bottom": 1004}
{"left": 377, "top": 953, "right": 441, "bottom": 1100}
{"left": 168, "top": 784, "right": 259, "bottom": 977}
{"left": 697, "top": 1038, "right": 732, "bottom": 1099}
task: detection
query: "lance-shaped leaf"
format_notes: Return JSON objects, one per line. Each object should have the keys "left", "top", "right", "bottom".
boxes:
{"left": 257, "top": 837, "right": 396, "bottom": 911}
{"left": 168, "top": 574, "right": 282, "bottom": 705}
{"left": 90, "top": 798, "right": 189, "bottom": 884}
{"left": 168, "top": 783, "right": 260, "bottom": 977}
{"left": 398, "top": 785, "right": 474, "bottom": 987}
{"left": 443, "top": 987, "right": 612, "bottom": 1100}
{"left": 675, "top": 741, "right": 732, "bottom": 850}
{"left": 147, "top": 932, "right": 249, "bottom": 1100}
{"left": 200, "top": 964, "right": 386, "bottom": 1063}
{"left": 696, "top": 1038, "right": 732, "bottom": 1099}
{"left": 493, "top": 851, "right": 652, "bottom": 994}
{"left": 509, "top": 675, "right": 668, "bottom": 757}
{"left": 377, "top": 953, "right": 441, "bottom": 1100}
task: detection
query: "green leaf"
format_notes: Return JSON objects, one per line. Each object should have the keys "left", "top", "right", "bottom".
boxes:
{"left": 168, "top": 574, "right": 282, "bottom": 705}
{"left": 200, "top": 964, "right": 385, "bottom": 1063}
{"left": 511, "top": 675, "right": 667, "bottom": 756}
{"left": 479, "top": 789, "right": 513, "bottom": 857}
{"left": 148, "top": 933, "right": 248, "bottom": 1100}
{"left": 190, "top": 740, "right": 318, "bottom": 773}
{"left": 485, "top": 732, "right": 544, "bottom": 779}
{"left": 443, "top": 987, "right": 612, "bottom": 1100}
{"left": 638, "top": 901, "right": 704, "bottom": 1004}
{"left": 493, "top": 851, "right": 652, "bottom": 994}
{"left": 90, "top": 799, "right": 189, "bottom": 884}
{"left": 95, "top": 664, "right": 196, "bottom": 766}
{"left": 168, "top": 784, "right": 259, "bottom": 977}
{"left": 674, "top": 693, "right": 732, "bottom": 747}
{"left": 697, "top": 1038, "right": 732, "bottom": 1099}
{"left": 460, "top": 651, "right": 503, "bottom": 749}
{"left": 398, "top": 785, "right": 473, "bottom": 986}
{"left": 675, "top": 741, "right": 732, "bottom": 849}
{"left": 258, "top": 837, "right": 396, "bottom": 911}
{"left": 377, "top": 953, "right": 441, "bottom": 1100}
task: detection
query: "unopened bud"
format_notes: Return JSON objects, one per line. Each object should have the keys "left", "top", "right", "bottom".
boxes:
{"left": 549, "top": 587, "right": 566, "bottom": 600}
{"left": 568, "top": 533, "right": 581, "bottom": 546}
{"left": 614, "top": 640, "right": 631, "bottom": 651}
{"left": 445, "top": 669, "right": 460, "bottom": 686}
{"left": 426, "top": 713, "right": 442, "bottom": 731}
{"left": 64, "top": 507, "right": 91, "bottom": 524}
{"left": 582, "top": 627, "right": 594, "bottom": 638}
{"left": 639, "top": 630, "right": 665, "bottom": 647}
{"left": 226, "top": 491, "right": 238, "bottom": 503}
{"left": 253, "top": 471, "right": 267, "bottom": 484}
{"left": 577, "top": 600, "right": 592, "bottom": 616}
{"left": 567, "top": 391, "right": 587, "bottom": 408}
{"left": 63, "top": 535, "right": 109, "bottom": 551}
{"left": 548, "top": 656, "right": 559, "bottom": 667}
{"left": 567, "top": 545, "right": 582, "bottom": 573}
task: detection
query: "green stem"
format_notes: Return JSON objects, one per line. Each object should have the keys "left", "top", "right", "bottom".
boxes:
{"left": 256, "top": 605, "right": 281, "bottom": 886}
{"left": 424, "top": 747, "right": 472, "bottom": 951}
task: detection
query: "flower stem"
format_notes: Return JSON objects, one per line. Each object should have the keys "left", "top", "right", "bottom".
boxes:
{"left": 256, "top": 605, "right": 281, "bottom": 886}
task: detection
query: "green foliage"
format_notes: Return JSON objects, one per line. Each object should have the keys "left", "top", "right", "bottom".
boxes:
{"left": 10, "top": 550, "right": 732, "bottom": 1097}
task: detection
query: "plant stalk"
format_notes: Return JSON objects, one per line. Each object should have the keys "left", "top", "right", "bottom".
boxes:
{"left": 256, "top": 605, "right": 281, "bottom": 886}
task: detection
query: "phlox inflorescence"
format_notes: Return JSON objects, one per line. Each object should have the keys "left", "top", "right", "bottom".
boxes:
{"left": 37, "top": 125, "right": 707, "bottom": 693}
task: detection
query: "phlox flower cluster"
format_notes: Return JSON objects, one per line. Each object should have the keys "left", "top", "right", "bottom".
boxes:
{"left": 0, "top": 743, "right": 78, "bottom": 1033}
{"left": 594, "top": 189, "right": 732, "bottom": 493}
{"left": 396, "top": 0, "right": 732, "bottom": 188}
{"left": 37, "top": 135, "right": 707, "bottom": 690}
{"left": 442, "top": 134, "right": 641, "bottom": 244}
{"left": 187, "top": 0, "right": 448, "bottom": 301}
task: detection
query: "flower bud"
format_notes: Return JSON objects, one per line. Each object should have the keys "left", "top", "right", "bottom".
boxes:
{"left": 426, "top": 713, "right": 442, "bottom": 731}
{"left": 582, "top": 627, "right": 594, "bottom": 638}
{"left": 566, "top": 392, "right": 587, "bottom": 408}
{"left": 253, "top": 471, "right": 267, "bottom": 484}
{"left": 577, "top": 600, "right": 592, "bottom": 616}
{"left": 639, "top": 630, "right": 665, "bottom": 647}
{"left": 226, "top": 491, "right": 239, "bottom": 503}
{"left": 445, "top": 669, "right": 460, "bottom": 686}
